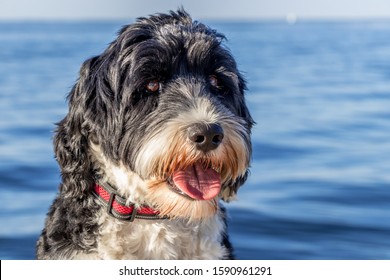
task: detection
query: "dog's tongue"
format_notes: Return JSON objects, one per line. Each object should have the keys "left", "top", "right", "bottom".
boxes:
{"left": 172, "top": 164, "right": 221, "bottom": 200}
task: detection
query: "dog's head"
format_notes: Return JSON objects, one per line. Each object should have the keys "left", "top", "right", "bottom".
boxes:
{"left": 55, "top": 9, "right": 254, "bottom": 219}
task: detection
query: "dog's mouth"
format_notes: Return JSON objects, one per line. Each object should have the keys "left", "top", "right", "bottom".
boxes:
{"left": 167, "top": 163, "right": 221, "bottom": 201}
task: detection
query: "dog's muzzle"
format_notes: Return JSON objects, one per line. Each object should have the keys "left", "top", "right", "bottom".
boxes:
{"left": 161, "top": 123, "right": 225, "bottom": 201}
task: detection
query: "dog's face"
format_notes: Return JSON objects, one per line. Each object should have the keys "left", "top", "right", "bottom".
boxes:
{"left": 56, "top": 10, "right": 253, "bottom": 220}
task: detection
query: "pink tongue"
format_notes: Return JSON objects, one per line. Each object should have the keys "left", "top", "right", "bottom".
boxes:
{"left": 172, "top": 164, "right": 221, "bottom": 200}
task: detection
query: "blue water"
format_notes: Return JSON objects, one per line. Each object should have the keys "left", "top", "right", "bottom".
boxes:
{"left": 1, "top": 20, "right": 390, "bottom": 260}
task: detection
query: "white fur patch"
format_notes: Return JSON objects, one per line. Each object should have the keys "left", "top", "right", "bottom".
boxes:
{"left": 72, "top": 208, "right": 228, "bottom": 260}
{"left": 90, "top": 143, "right": 149, "bottom": 207}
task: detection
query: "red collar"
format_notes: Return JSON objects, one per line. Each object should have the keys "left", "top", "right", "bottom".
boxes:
{"left": 93, "top": 183, "right": 165, "bottom": 222}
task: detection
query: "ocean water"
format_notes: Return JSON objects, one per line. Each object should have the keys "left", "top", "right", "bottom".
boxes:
{"left": 0, "top": 20, "right": 389, "bottom": 260}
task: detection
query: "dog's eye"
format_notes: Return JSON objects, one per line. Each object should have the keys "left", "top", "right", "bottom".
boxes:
{"left": 209, "top": 75, "right": 221, "bottom": 89}
{"left": 145, "top": 80, "right": 160, "bottom": 93}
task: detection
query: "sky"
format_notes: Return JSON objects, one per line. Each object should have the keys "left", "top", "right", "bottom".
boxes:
{"left": 1, "top": 0, "right": 390, "bottom": 21}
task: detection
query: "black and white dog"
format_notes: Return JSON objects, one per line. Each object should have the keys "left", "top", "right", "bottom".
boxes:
{"left": 37, "top": 9, "right": 253, "bottom": 260}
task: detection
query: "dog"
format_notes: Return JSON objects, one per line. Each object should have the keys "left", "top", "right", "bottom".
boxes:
{"left": 36, "top": 9, "right": 253, "bottom": 260}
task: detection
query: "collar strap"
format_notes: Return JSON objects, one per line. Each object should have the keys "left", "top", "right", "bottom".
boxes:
{"left": 93, "top": 183, "right": 165, "bottom": 222}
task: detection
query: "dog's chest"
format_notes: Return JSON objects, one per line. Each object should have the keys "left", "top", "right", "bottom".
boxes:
{"left": 94, "top": 214, "right": 228, "bottom": 259}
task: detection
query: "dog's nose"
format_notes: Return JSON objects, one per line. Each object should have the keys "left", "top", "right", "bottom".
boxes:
{"left": 188, "top": 123, "right": 224, "bottom": 152}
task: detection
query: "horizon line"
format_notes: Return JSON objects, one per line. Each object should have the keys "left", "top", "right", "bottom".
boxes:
{"left": 1, "top": 15, "right": 390, "bottom": 23}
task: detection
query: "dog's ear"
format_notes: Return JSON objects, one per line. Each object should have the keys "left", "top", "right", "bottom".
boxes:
{"left": 238, "top": 74, "right": 255, "bottom": 129}
{"left": 54, "top": 57, "right": 99, "bottom": 197}
{"left": 220, "top": 170, "right": 250, "bottom": 202}
{"left": 219, "top": 74, "right": 253, "bottom": 202}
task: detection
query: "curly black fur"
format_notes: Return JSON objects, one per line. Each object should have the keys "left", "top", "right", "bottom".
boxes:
{"left": 37, "top": 9, "right": 253, "bottom": 260}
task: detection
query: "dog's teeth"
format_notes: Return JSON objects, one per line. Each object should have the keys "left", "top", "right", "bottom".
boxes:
{"left": 212, "top": 166, "right": 221, "bottom": 173}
